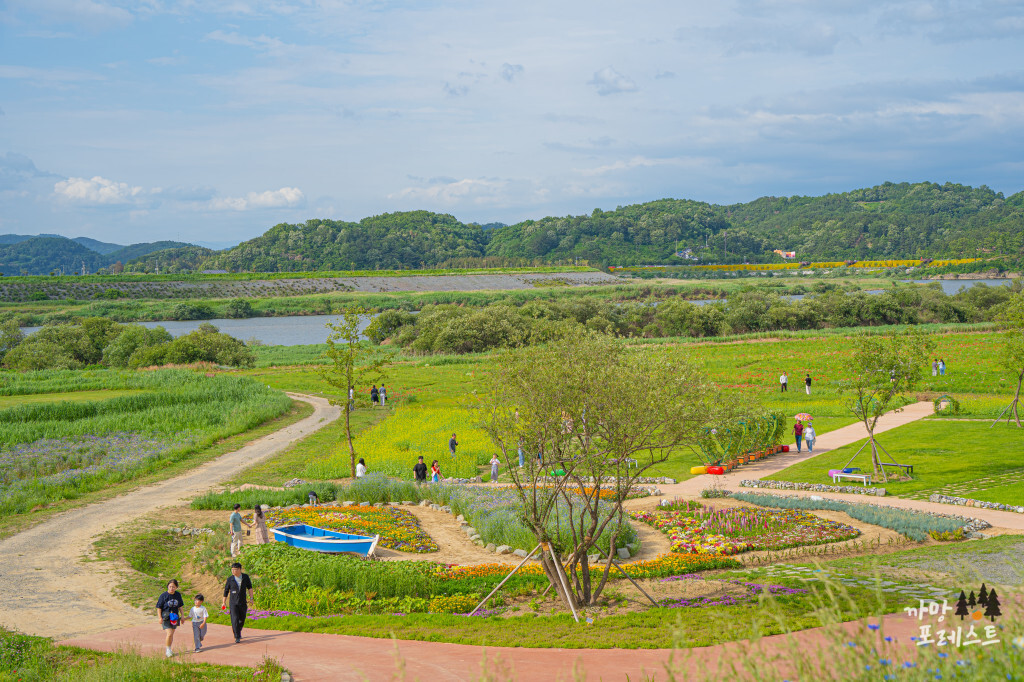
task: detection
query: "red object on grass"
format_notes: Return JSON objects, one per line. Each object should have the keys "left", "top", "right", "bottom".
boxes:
{"left": 707, "top": 466, "right": 725, "bottom": 475}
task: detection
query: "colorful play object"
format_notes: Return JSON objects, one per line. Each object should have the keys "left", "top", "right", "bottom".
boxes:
{"left": 706, "top": 466, "right": 725, "bottom": 475}
{"left": 690, "top": 466, "right": 707, "bottom": 475}
{"left": 271, "top": 524, "right": 379, "bottom": 557}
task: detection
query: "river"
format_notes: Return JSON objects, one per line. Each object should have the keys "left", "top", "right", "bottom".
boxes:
{"left": 18, "top": 278, "right": 1015, "bottom": 346}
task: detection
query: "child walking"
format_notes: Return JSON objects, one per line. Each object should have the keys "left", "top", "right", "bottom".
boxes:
{"left": 190, "top": 594, "right": 208, "bottom": 653}
{"left": 489, "top": 454, "right": 500, "bottom": 482}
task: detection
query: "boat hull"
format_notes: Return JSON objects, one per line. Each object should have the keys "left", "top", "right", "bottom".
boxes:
{"left": 271, "top": 524, "right": 379, "bottom": 557}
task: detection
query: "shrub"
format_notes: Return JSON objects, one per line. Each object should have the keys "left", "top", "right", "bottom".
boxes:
{"left": 730, "top": 492, "right": 965, "bottom": 541}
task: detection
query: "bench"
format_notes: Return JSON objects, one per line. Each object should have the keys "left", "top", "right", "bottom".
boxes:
{"left": 831, "top": 472, "right": 872, "bottom": 486}
{"left": 879, "top": 462, "right": 914, "bottom": 475}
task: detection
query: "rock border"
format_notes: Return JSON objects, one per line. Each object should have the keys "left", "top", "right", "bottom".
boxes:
{"left": 739, "top": 479, "right": 886, "bottom": 496}
{"left": 928, "top": 493, "right": 1024, "bottom": 515}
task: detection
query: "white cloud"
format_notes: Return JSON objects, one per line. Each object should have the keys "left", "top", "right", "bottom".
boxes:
{"left": 53, "top": 176, "right": 143, "bottom": 204}
{"left": 208, "top": 187, "right": 305, "bottom": 210}
{"left": 587, "top": 66, "right": 638, "bottom": 96}
{"left": 390, "top": 178, "right": 509, "bottom": 205}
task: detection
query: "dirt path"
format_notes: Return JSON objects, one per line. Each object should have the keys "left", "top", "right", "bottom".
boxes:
{"left": 0, "top": 393, "right": 339, "bottom": 640}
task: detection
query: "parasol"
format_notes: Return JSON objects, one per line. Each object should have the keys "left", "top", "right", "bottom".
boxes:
{"left": 794, "top": 412, "right": 812, "bottom": 421}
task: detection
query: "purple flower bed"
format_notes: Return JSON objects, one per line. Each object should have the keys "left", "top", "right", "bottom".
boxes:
{"left": 0, "top": 431, "right": 190, "bottom": 498}
{"left": 657, "top": 574, "right": 806, "bottom": 609}
{"left": 246, "top": 609, "right": 343, "bottom": 621}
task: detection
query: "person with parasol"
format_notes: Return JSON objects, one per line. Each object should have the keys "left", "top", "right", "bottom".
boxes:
{"left": 794, "top": 413, "right": 812, "bottom": 452}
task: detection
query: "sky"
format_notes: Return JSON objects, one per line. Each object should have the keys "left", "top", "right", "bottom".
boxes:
{"left": 1, "top": 1, "right": 1023, "bottom": 247}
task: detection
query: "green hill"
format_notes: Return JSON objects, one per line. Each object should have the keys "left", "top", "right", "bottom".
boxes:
{"left": 71, "top": 236, "right": 125, "bottom": 255}
{"left": 57, "top": 181, "right": 1024, "bottom": 275}
{"left": 0, "top": 237, "right": 193, "bottom": 276}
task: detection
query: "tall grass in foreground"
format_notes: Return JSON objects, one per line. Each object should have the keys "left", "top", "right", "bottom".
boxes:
{"left": 305, "top": 405, "right": 493, "bottom": 480}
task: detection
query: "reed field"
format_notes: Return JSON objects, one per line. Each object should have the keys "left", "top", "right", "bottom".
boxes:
{"left": 0, "top": 369, "right": 291, "bottom": 515}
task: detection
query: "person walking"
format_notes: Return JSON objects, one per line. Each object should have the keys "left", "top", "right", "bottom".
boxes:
{"left": 430, "top": 460, "right": 441, "bottom": 482}
{"left": 793, "top": 420, "right": 804, "bottom": 452}
{"left": 804, "top": 373, "right": 812, "bottom": 395}
{"left": 517, "top": 439, "right": 524, "bottom": 468}
{"left": 251, "top": 505, "right": 269, "bottom": 545}
{"left": 228, "top": 504, "right": 249, "bottom": 558}
{"left": 189, "top": 594, "right": 208, "bottom": 653}
{"left": 307, "top": 489, "right": 319, "bottom": 506}
{"left": 370, "top": 385, "right": 379, "bottom": 407}
{"left": 356, "top": 458, "right": 367, "bottom": 478}
{"left": 490, "top": 453, "right": 500, "bottom": 482}
{"left": 413, "top": 455, "right": 427, "bottom": 483}
{"left": 221, "top": 562, "right": 254, "bottom": 644}
{"left": 939, "top": 358, "right": 946, "bottom": 376}
{"left": 780, "top": 371, "right": 788, "bottom": 393}
{"left": 156, "top": 579, "right": 185, "bottom": 658}
{"left": 348, "top": 386, "right": 355, "bottom": 411}
{"left": 449, "top": 433, "right": 458, "bottom": 456}
{"left": 932, "top": 359, "right": 938, "bottom": 377}
{"left": 804, "top": 422, "right": 817, "bottom": 453}
{"left": 380, "top": 385, "right": 387, "bottom": 407}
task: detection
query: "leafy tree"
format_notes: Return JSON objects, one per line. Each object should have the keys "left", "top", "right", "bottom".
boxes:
{"left": 478, "top": 330, "right": 722, "bottom": 611}
{"left": 840, "top": 329, "right": 935, "bottom": 481}
{"left": 995, "top": 294, "right": 1024, "bottom": 426}
{"left": 224, "top": 298, "right": 255, "bottom": 319}
{"left": 103, "top": 325, "right": 172, "bottom": 367}
{"left": 317, "top": 307, "right": 387, "bottom": 477}
{"left": 0, "top": 320, "right": 23, "bottom": 363}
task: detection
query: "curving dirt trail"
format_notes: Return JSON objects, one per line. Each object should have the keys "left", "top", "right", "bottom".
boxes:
{"left": 0, "top": 393, "right": 339, "bottom": 640}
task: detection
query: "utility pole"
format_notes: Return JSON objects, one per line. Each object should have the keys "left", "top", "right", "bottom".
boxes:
{"left": 81, "top": 260, "right": 86, "bottom": 276}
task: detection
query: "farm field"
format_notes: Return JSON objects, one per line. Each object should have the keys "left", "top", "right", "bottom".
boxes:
{"left": 0, "top": 388, "right": 144, "bottom": 409}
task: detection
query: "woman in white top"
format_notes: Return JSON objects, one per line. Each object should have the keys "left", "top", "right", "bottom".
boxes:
{"left": 803, "top": 422, "right": 817, "bottom": 452}
{"left": 356, "top": 458, "right": 367, "bottom": 477}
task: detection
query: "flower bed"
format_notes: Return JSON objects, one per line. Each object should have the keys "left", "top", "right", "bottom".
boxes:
{"left": 631, "top": 501, "right": 859, "bottom": 556}
{"left": 657, "top": 574, "right": 807, "bottom": 609}
{"left": 266, "top": 505, "right": 438, "bottom": 553}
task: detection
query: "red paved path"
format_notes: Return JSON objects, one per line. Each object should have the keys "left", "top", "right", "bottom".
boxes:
{"left": 61, "top": 612, "right": 935, "bottom": 681}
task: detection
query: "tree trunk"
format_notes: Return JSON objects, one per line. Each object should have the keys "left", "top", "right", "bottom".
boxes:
{"left": 540, "top": 548, "right": 579, "bottom": 613}
{"left": 1012, "top": 372, "right": 1022, "bottom": 427}
{"left": 346, "top": 387, "right": 356, "bottom": 477}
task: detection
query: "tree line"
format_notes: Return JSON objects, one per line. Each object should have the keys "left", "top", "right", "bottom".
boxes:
{"left": 365, "top": 282, "right": 1023, "bottom": 354}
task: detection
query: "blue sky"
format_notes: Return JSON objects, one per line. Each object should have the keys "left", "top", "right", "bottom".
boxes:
{"left": 1, "top": 1, "right": 1023, "bottom": 246}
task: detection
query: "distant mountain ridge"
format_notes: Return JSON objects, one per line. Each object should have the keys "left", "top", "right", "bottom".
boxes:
{"left": 5, "top": 181, "right": 1023, "bottom": 275}
{"left": 0, "top": 236, "right": 193, "bottom": 275}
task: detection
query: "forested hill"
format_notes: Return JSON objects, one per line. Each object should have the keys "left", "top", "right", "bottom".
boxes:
{"left": 198, "top": 211, "right": 489, "bottom": 272}
{"left": 0, "top": 237, "right": 193, "bottom": 275}
{"left": 9, "top": 181, "right": 1023, "bottom": 275}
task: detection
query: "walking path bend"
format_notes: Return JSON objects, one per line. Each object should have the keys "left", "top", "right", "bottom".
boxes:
{"left": 0, "top": 393, "right": 340, "bottom": 640}
{"left": 660, "top": 401, "right": 1024, "bottom": 531}
{"left": 22, "top": 397, "right": 1024, "bottom": 679}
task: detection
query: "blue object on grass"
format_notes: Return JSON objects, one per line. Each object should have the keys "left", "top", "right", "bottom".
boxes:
{"left": 271, "top": 524, "right": 379, "bottom": 557}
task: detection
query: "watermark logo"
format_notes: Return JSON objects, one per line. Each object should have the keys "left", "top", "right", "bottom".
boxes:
{"left": 904, "top": 582, "right": 1002, "bottom": 648}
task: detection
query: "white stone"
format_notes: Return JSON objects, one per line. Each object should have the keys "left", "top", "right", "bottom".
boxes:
{"left": 495, "top": 545, "right": 511, "bottom": 555}
{"left": 617, "top": 548, "right": 630, "bottom": 560}
{"left": 513, "top": 549, "right": 529, "bottom": 558}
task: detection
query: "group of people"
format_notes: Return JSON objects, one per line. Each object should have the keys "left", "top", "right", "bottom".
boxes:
{"left": 779, "top": 371, "right": 813, "bottom": 395}
{"left": 369, "top": 384, "right": 388, "bottom": 406}
{"left": 932, "top": 358, "right": 948, "bottom": 376}
{"left": 155, "top": 562, "right": 254, "bottom": 657}
{"left": 228, "top": 503, "right": 269, "bottom": 557}
{"left": 793, "top": 419, "right": 816, "bottom": 452}
{"left": 413, "top": 455, "right": 443, "bottom": 483}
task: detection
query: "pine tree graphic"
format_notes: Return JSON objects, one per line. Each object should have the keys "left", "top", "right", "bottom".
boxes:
{"left": 968, "top": 591, "right": 977, "bottom": 609}
{"left": 978, "top": 583, "right": 989, "bottom": 608}
{"left": 954, "top": 590, "right": 970, "bottom": 620}
{"left": 984, "top": 588, "right": 1001, "bottom": 622}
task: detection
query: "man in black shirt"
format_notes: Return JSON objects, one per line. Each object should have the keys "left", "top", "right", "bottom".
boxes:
{"left": 413, "top": 455, "right": 428, "bottom": 483}
{"left": 221, "top": 562, "right": 254, "bottom": 643}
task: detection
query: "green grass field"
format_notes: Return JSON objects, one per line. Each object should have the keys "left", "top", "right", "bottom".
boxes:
{"left": 765, "top": 421, "right": 1024, "bottom": 500}
{"left": 0, "top": 388, "right": 144, "bottom": 409}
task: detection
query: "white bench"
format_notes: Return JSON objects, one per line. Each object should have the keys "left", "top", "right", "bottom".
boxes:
{"left": 832, "top": 472, "right": 871, "bottom": 486}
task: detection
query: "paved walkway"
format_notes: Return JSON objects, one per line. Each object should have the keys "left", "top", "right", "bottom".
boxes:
{"left": 660, "top": 401, "right": 937, "bottom": 499}
{"left": 658, "top": 400, "right": 1024, "bottom": 531}
{"left": 0, "top": 393, "right": 339, "bottom": 640}
{"left": 60, "top": 612, "right": 931, "bottom": 681}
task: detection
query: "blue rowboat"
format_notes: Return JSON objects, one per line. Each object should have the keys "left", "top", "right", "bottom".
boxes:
{"left": 271, "top": 524, "right": 379, "bottom": 557}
